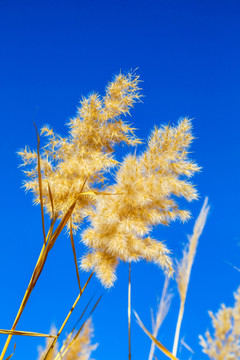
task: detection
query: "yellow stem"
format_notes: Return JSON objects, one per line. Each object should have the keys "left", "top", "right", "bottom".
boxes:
{"left": 172, "top": 300, "right": 185, "bottom": 357}
{"left": 43, "top": 272, "right": 93, "bottom": 360}
{"left": 0, "top": 241, "right": 47, "bottom": 360}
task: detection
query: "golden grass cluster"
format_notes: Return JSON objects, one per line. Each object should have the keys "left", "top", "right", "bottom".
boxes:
{"left": 200, "top": 287, "right": 240, "bottom": 359}
{"left": 2, "top": 70, "right": 238, "bottom": 360}
{"left": 80, "top": 118, "right": 200, "bottom": 287}
{"left": 19, "top": 72, "right": 200, "bottom": 289}
{"left": 38, "top": 319, "right": 97, "bottom": 360}
{"left": 19, "top": 72, "right": 141, "bottom": 231}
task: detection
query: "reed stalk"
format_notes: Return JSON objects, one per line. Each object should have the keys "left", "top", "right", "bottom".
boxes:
{"left": 148, "top": 277, "right": 172, "bottom": 360}
{"left": 0, "top": 199, "right": 77, "bottom": 359}
{"left": 172, "top": 197, "right": 210, "bottom": 357}
{"left": 70, "top": 217, "right": 82, "bottom": 294}
{"left": 42, "top": 272, "right": 93, "bottom": 360}
{"left": 0, "top": 329, "right": 57, "bottom": 338}
{"left": 0, "top": 240, "right": 47, "bottom": 360}
{"left": 54, "top": 295, "right": 101, "bottom": 360}
{"left": 172, "top": 301, "right": 184, "bottom": 357}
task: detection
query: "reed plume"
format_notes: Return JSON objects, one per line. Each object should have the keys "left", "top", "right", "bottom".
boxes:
{"left": 2, "top": 71, "right": 203, "bottom": 359}
{"left": 38, "top": 326, "right": 58, "bottom": 360}
{"left": 62, "top": 318, "right": 97, "bottom": 360}
{"left": 2, "top": 72, "right": 139, "bottom": 360}
{"left": 18, "top": 72, "right": 141, "bottom": 230}
{"left": 199, "top": 286, "right": 240, "bottom": 360}
{"left": 80, "top": 118, "right": 200, "bottom": 287}
{"left": 173, "top": 197, "right": 210, "bottom": 357}
{"left": 38, "top": 319, "right": 96, "bottom": 360}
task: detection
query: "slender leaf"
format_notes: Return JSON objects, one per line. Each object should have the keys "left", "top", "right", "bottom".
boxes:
{"left": 33, "top": 122, "right": 46, "bottom": 244}
{"left": 5, "top": 343, "right": 16, "bottom": 360}
{"left": 134, "top": 311, "right": 178, "bottom": 360}
{"left": 70, "top": 217, "right": 82, "bottom": 293}
{"left": 0, "top": 329, "right": 56, "bottom": 338}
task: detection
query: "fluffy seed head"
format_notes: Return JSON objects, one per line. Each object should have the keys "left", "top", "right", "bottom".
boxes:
{"left": 200, "top": 287, "right": 240, "bottom": 359}
{"left": 80, "top": 118, "right": 200, "bottom": 287}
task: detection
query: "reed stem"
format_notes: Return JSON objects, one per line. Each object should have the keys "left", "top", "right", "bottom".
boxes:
{"left": 43, "top": 272, "right": 93, "bottom": 360}
{"left": 172, "top": 301, "right": 184, "bottom": 357}
{"left": 0, "top": 241, "right": 47, "bottom": 360}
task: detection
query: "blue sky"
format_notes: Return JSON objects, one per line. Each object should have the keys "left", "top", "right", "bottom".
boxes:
{"left": 0, "top": 0, "right": 240, "bottom": 359}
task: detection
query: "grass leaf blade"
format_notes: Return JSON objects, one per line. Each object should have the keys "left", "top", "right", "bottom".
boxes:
{"left": 134, "top": 311, "right": 178, "bottom": 360}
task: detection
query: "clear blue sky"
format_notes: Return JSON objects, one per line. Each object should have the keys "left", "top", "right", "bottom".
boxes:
{"left": 0, "top": 0, "right": 240, "bottom": 359}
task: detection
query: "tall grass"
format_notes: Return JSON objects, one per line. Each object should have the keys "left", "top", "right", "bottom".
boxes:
{"left": 173, "top": 197, "right": 210, "bottom": 357}
{"left": 3, "top": 71, "right": 235, "bottom": 360}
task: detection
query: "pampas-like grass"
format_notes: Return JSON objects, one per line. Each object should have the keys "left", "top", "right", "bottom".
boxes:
{"left": 38, "top": 319, "right": 97, "bottom": 360}
{"left": 38, "top": 326, "right": 58, "bottom": 360}
{"left": 199, "top": 287, "right": 240, "bottom": 359}
{"left": 18, "top": 72, "right": 142, "bottom": 231}
{"left": 80, "top": 118, "right": 200, "bottom": 287}
{"left": 172, "top": 197, "right": 210, "bottom": 357}
{"left": 0, "top": 71, "right": 202, "bottom": 359}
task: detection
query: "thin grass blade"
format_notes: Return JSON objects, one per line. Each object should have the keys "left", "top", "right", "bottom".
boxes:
{"left": 134, "top": 311, "right": 178, "bottom": 360}
{"left": 149, "top": 277, "right": 172, "bottom": 360}
{"left": 70, "top": 217, "right": 82, "bottom": 293}
{"left": 33, "top": 122, "right": 46, "bottom": 244}
{"left": 55, "top": 294, "right": 96, "bottom": 360}
{"left": 0, "top": 240, "right": 48, "bottom": 360}
{"left": 42, "top": 272, "right": 94, "bottom": 360}
{"left": 47, "top": 182, "right": 55, "bottom": 219}
{"left": 0, "top": 329, "right": 57, "bottom": 338}
{"left": 55, "top": 294, "right": 102, "bottom": 360}
{"left": 48, "top": 201, "right": 76, "bottom": 251}
{"left": 5, "top": 343, "right": 16, "bottom": 360}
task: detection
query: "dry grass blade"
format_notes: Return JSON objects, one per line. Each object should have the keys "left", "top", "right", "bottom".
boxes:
{"left": 134, "top": 311, "right": 178, "bottom": 360}
{"left": 128, "top": 263, "right": 132, "bottom": 360}
{"left": 42, "top": 272, "right": 94, "bottom": 360}
{"left": 0, "top": 191, "right": 88, "bottom": 360}
{"left": 49, "top": 188, "right": 114, "bottom": 253}
{"left": 88, "top": 294, "right": 102, "bottom": 317}
{"left": 73, "top": 293, "right": 96, "bottom": 327}
{"left": 173, "top": 197, "right": 210, "bottom": 357}
{"left": 31, "top": 221, "right": 58, "bottom": 291}
{"left": 49, "top": 201, "right": 76, "bottom": 251}
{"left": 70, "top": 217, "right": 82, "bottom": 294}
{"left": 47, "top": 182, "right": 55, "bottom": 219}
{"left": 180, "top": 339, "right": 194, "bottom": 354}
{"left": 0, "top": 199, "right": 71, "bottom": 360}
{"left": 56, "top": 321, "right": 87, "bottom": 360}
{"left": 79, "top": 176, "right": 88, "bottom": 193}
{"left": 32, "top": 217, "right": 58, "bottom": 286}
{"left": 149, "top": 277, "right": 172, "bottom": 360}
{"left": 33, "top": 122, "right": 46, "bottom": 244}
{"left": 0, "top": 329, "right": 57, "bottom": 338}
{"left": 49, "top": 189, "right": 118, "bottom": 252}
{"left": 54, "top": 295, "right": 102, "bottom": 360}
{"left": 55, "top": 294, "right": 95, "bottom": 360}
{"left": 5, "top": 343, "right": 16, "bottom": 360}
{"left": 0, "top": 240, "right": 47, "bottom": 360}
